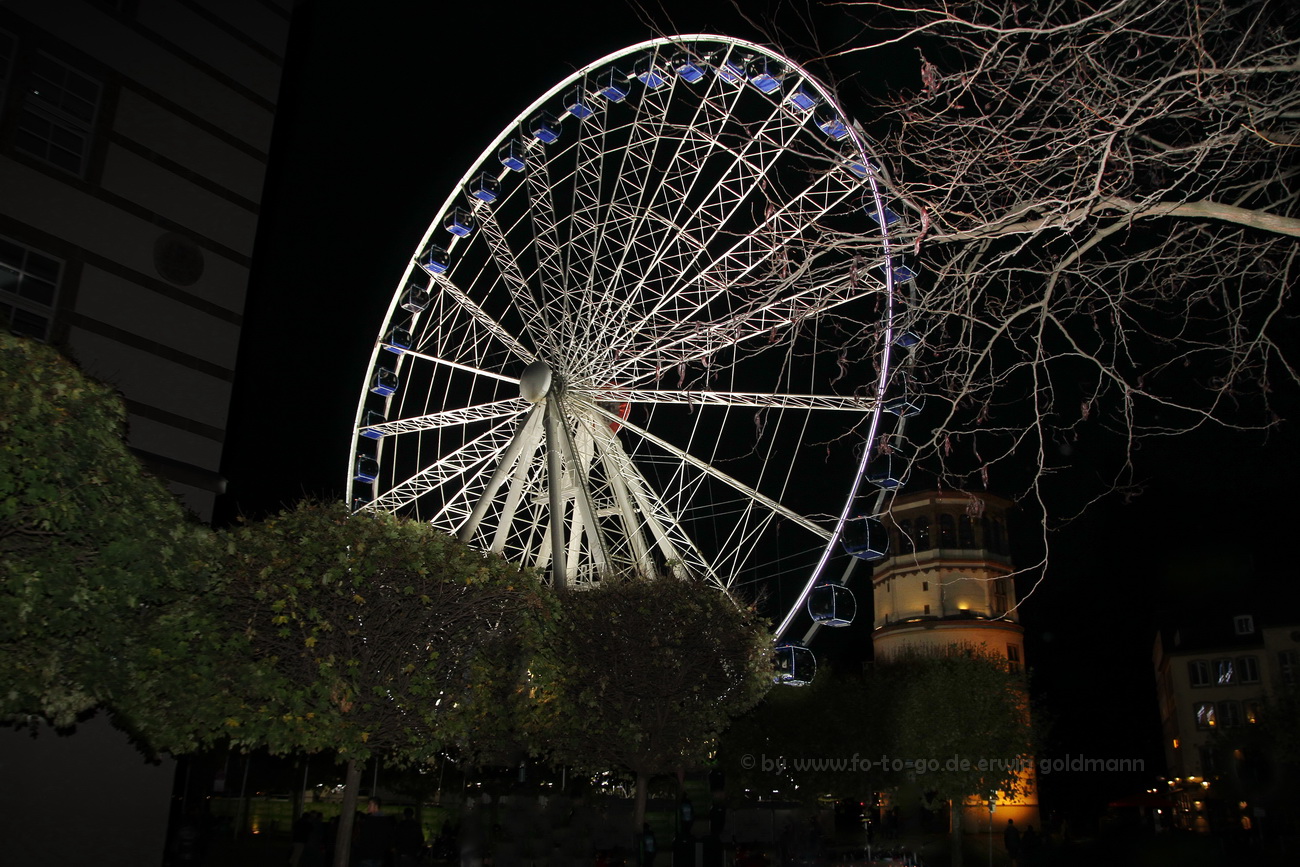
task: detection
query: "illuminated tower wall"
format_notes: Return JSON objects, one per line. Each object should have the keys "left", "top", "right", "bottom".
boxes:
{"left": 871, "top": 490, "right": 1039, "bottom": 831}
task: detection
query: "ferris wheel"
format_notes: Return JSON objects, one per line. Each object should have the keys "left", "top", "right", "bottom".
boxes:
{"left": 346, "top": 35, "right": 919, "bottom": 676}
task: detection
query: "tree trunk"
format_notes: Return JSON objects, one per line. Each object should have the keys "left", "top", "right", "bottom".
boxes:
{"left": 949, "top": 799, "right": 963, "bottom": 867}
{"left": 333, "top": 758, "right": 363, "bottom": 867}
{"left": 633, "top": 770, "right": 649, "bottom": 858}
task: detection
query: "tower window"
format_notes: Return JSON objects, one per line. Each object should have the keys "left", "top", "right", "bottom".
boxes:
{"left": 897, "top": 518, "right": 913, "bottom": 554}
{"left": 915, "top": 516, "right": 931, "bottom": 550}
{"left": 938, "top": 514, "right": 955, "bottom": 545}
{"left": 922, "top": 581, "right": 929, "bottom": 592}
{"left": 958, "top": 515, "right": 975, "bottom": 547}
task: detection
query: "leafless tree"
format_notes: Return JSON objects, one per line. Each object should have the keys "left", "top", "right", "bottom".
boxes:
{"left": 813, "top": 0, "right": 1300, "bottom": 532}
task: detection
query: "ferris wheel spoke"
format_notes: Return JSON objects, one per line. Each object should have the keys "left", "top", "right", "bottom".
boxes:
{"left": 608, "top": 275, "right": 879, "bottom": 385}
{"left": 586, "top": 417, "right": 723, "bottom": 586}
{"left": 425, "top": 271, "right": 533, "bottom": 363}
{"left": 589, "top": 402, "right": 831, "bottom": 543}
{"left": 370, "top": 415, "right": 521, "bottom": 514}
{"left": 394, "top": 348, "right": 521, "bottom": 385}
{"left": 362, "top": 398, "right": 527, "bottom": 438}
{"left": 589, "top": 388, "right": 877, "bottom": 412}
{"left": 474, "top": 205, "right": 554, "bottom": 357}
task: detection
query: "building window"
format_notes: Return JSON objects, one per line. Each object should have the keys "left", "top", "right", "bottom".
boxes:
{"left": 922, "top": 581, "right": 929, "bottom": 592}
{"left": 897, "top": 519, "right": 913, "bottom": 554}
{"left": 1234, "top": 614, "right": 1255, "bottom": 635}
{"left": 958, "top": 515, "right": 976, "bottom": 547}
{"left": 14, "top": 52, "right": 101, "bottom": 175}
{"left": 1219, "top": 701, "right": 1243, "bottom": 728}
{"left": 1188, "top": 660, "right": 1211, "bottom": 687}
{"left": 915, "top": 516, "right": 931, "bottom": 550}
{"left": 1007, "top": 644, "right": 1021, "bottom": 671}
{"left": 923, "top": 604, "right": 930, "bottom": 615}
{"left": 1280, "top": 650, "right": 1296, "bottom": 686}
{"left": 1214, "top": 658, "right": 1236, "bottom": 686}
{"left": 1238, "top": 656, "right": 1260, "bottom": 684}
{"left": 938, "top": 514, "right": 955, "bottom": 546}
{"left": 0, "top": 236, "right": 61, "bottom": 339}
{"left": 993, "top": 578, "right": 1008, "bottom": 615}
{"left": 1194, "top": 702, "right": 1216, "bottom": 730}
{"left": 1245, "top": 701, "right": 1261, "bottom": 725}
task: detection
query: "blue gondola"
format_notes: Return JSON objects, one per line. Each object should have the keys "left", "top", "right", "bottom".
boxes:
{"left": 842, "top": 515, "right": 889, "bottom": 560}
{"left": 867, "top": 448, "right": 910, "bottom": 490}
{"left": 894, "top": 330, "right": 921, "bottom": 348}
{"left": 418, "top": 242, "right": 449, "bottom": 276}
{"left": 746, "top": 57, "right": 783, "bottom": 93}
{"left": 530, "top": 112, "right": 561, "bottom": 144}
{"left": 881, "top": 258, "right": 918, "bottom": 283}
{"left": 360, "top": 410, "right": 386, "bottom": 439}
{"left": 815, "top": 106, "right": 848, "bottom": 139}
{"left": 468, "top": 172, "right": 500, "bottom": 204}
{"left": 864, "top": 197, "right": 901, "bottom": 227}
{"left": 773, "top": 643, "right": 816, "bottom": 686}
{"left": 787, "top": 83, "right": 819, "bottom": 112}
{"left": 597, "top": 67, "right": 629, "bottom": 102}
{"left": 717, "top": 55, "right": 747, "bottom": 83}
{"left": 354, "top": 454, "right": 379, "bottom": 484}
{"left": 384, "top": 327, "right": 411, "bottom": 354}
{"left": 808, "top": 584, "right": 856, "bottom": 627}
{"left": 634, "top": 56, "right": 667, "bottom": 89}
{"left": 371, "top": 367, "right": 398, "bottom": 397}
{"left": 564, "top": 85, "right": 595, "bottom": 119}
{"left": 401, "top": 283, "right": 430, "bottom": 313}
{"left": 672, "top": 51, "right": 706, "bottom": 83}
{"left": 883, "top": 374, "right": 924, "bottom": 418}
{"left": 498, "top": 140, "right": 526, "bottom": 172}
{"left": 445, "top": 208, "right": 474, "bottom": 237}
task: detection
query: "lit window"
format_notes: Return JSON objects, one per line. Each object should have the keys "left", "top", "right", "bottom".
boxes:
{"left": 1194, "top": 702, "right": 1216, "bottom": 729}
{"left": 938, "top": 514, "right": 955, "bottom": 545}
{"left": 1188, "top": 660, "right": 1211, "bottom": 687}
{"left": 1172, "top": 738, "right": 1180, "bottom": 749}
{"left": 1244, "top": 701, "right": 1261, "bottom": 725}
{"left": 15, "top": 53, "right": 100, "bottom": 175}
{"left": 915, "top": 516, "right": 931, "bottom": 549}
{"left": 1233, "top": 615, "right": 1255, "bottom": 636}
{"left": 1238, "top": 656, "right": 1259, "bottom": 684}
{"left": 897, "top": 519, "right": 913, "bottom": 554}
{"left": 1214, "top": 658, "right": 1235, "bottom": 686}
{"left": 0, "top": 236, "right": 61, "bottom": 339}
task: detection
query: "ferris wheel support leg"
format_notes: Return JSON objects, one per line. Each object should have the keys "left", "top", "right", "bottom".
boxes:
{"left": 554, "top": 419, "right": 610, "bottom": 579}
{"left": 458, "top": 405, "right": 543, "bottom": 545}
{"left": 543, "top": 395, "right": 568, "bottom": 593}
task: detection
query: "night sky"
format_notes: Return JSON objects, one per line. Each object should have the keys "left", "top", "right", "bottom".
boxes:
{"left": 215, "top": 0, "right": 1299, "bottom": 814}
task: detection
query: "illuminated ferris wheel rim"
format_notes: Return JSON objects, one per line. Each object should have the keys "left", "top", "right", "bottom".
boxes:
{"left": 346, "top": 33, "right": 910, "bottom": 658}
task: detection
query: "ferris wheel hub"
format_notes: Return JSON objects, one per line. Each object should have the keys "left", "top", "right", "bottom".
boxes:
{"left": 519, "top": 360, "right": 554, "bottom": 403}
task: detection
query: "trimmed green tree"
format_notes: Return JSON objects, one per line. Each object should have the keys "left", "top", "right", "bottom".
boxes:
{"left": 174, "top": 501, "right": 543, "bottom": 867}
{"left": 874, "top": 648, "right": 1035, "bottom": 867}
{"left": 0, "top": 332, "right": 210, "bottom": 727}
{"left": 529, "top": 575, "right": 772, "bottom": 840}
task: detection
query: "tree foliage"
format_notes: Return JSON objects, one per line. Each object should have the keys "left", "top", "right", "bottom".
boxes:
{"left": 530, "top": 576, "right": 772, "bottom": 827}
{"left": 0, "top": 332, "right": 209, "bottom": 727}
{"left": 812, "top": 0, "right": 1300, "bottom": 523}
{"left": 873, "top": 648, "right": 1034, "bottom": 803}
{"left": 178, "top": 501, "right": 544, "bottom": 767}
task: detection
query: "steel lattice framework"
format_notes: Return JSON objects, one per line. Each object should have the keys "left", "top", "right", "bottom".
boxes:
{"left": 348, "top": 35, "right": 908, "bottom": 629}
